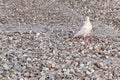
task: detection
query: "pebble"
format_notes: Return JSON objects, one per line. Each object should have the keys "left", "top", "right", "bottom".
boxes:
{"left": 39, "top": 76, "right": 46, "bottom": 80}
{"left": 19, "top": 78, "right": 24, "bottom": 80}
{"left": 81, "top": 42, "right": 85, "bottom": 45}
{"left": 2, "top": 64, "right": 9, "bottom": 70}
{"left": 36, "top": 33, "right": 40, "bottom": 36}
{"left": 24, "top": 72, "right": 30, "bottom": 78}
{"left": 0, "top": 30, "right": 119, "bottom": 80}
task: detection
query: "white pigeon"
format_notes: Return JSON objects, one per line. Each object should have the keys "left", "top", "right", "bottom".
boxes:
{"left": 74, "top": 16, "right": 92, "bottom": 38}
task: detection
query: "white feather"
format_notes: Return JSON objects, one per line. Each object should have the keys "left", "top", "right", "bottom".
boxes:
{"left": 74, "top": 16, "right": 92, "bottom": 37}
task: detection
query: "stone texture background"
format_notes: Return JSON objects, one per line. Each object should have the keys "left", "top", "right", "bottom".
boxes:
{"left": 0, "top": 0, "right": 119, "bottom": 28}
{"left": 0, "top": 0, "right": 120, "bottom": 80}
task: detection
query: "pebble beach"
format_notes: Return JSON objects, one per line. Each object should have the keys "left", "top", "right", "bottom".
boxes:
{"left": 0, "top": 0, "right": 120, "bottom": 80}
{"left": 0, "top": 24, "right": 120, "bottom": 80}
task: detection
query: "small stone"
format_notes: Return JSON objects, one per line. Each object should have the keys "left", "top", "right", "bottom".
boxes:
{"left": 39, "top": 76, "right": 46, "bottom": 80}
{"left": 9, "top": 37, "right": 14, "bottom": 40}
{"left": 80, "top": 63, "right": 84, "bottom": 67}
{"left": 0, "top": 74, "right": 4, "bottom": 78}
{"left": 75, "top": 58, "right": 80, "bottom": 62}
{"left": 66, "top": 60, "right": 72, "bottom": 65}
{"left": 24, "top": 72, "right": 30, "bottom": 78}
{"left": 84, "top": 77, "right": 90, "bottom": 80}
{"left": 86, "top": 70, "right": 91, "bottom": 75}
{"left": 55, "top": 65, "right": 61, "bottom": 69}
{"left": 89, "top": 47, "right": 93, "bottom": 50}
{"left": 24, "top": 78, "right": 29, "bottom": 80}
{"left": 81, "top": 42, "right": 85, "bottom": 45}
{"left": 63, "top": 68, "right": 67, "bottom": 72}
{"left": 46, "top": 61, "right": 53, "bottom": 68}
{"left": 52, "top": 63, "right": 55, "bottom": 68}
{"left": 64, "top": 69, "right": 70, "bottom": 74}
{"left": 94, "top": 46, "right": 100, "bottom": 51}
{"left": 19, "top": 78, "right": 24, "bottom": 80}
{"left": 26, "top": 57, "right": 31, "bottom": 61}
{"left": 3, "top": 64, "right": 9, "bottom": 70}
{"left": 36, "top": 33, "right": 40, "bottom": 36}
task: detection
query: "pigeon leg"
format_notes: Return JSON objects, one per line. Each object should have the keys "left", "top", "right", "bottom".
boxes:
{"left": 83, "top": 36, "right": 91, "bottom": 42}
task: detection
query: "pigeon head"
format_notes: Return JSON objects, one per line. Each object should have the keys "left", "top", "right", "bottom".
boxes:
{"left": 86, "top": 16, "right": 90, "bottom": 21}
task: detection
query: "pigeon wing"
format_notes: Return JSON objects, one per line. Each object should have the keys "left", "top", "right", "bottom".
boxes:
{"left": 74, "top": 26, "right": 87, "bottom": 37}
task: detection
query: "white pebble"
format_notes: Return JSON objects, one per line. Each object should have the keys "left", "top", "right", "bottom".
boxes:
{"left": 36, "top": 33, "right": 40, "bottom": 36}
{"left": 19, "top": 78, "right": 24, "bottom": 80}
{"left": 81, "top": 42, "right": 85, "bottom": 45}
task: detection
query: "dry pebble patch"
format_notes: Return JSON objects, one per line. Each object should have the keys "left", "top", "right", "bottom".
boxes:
{"left": 0, "top": 30, "right": 120, "bottom": 80}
